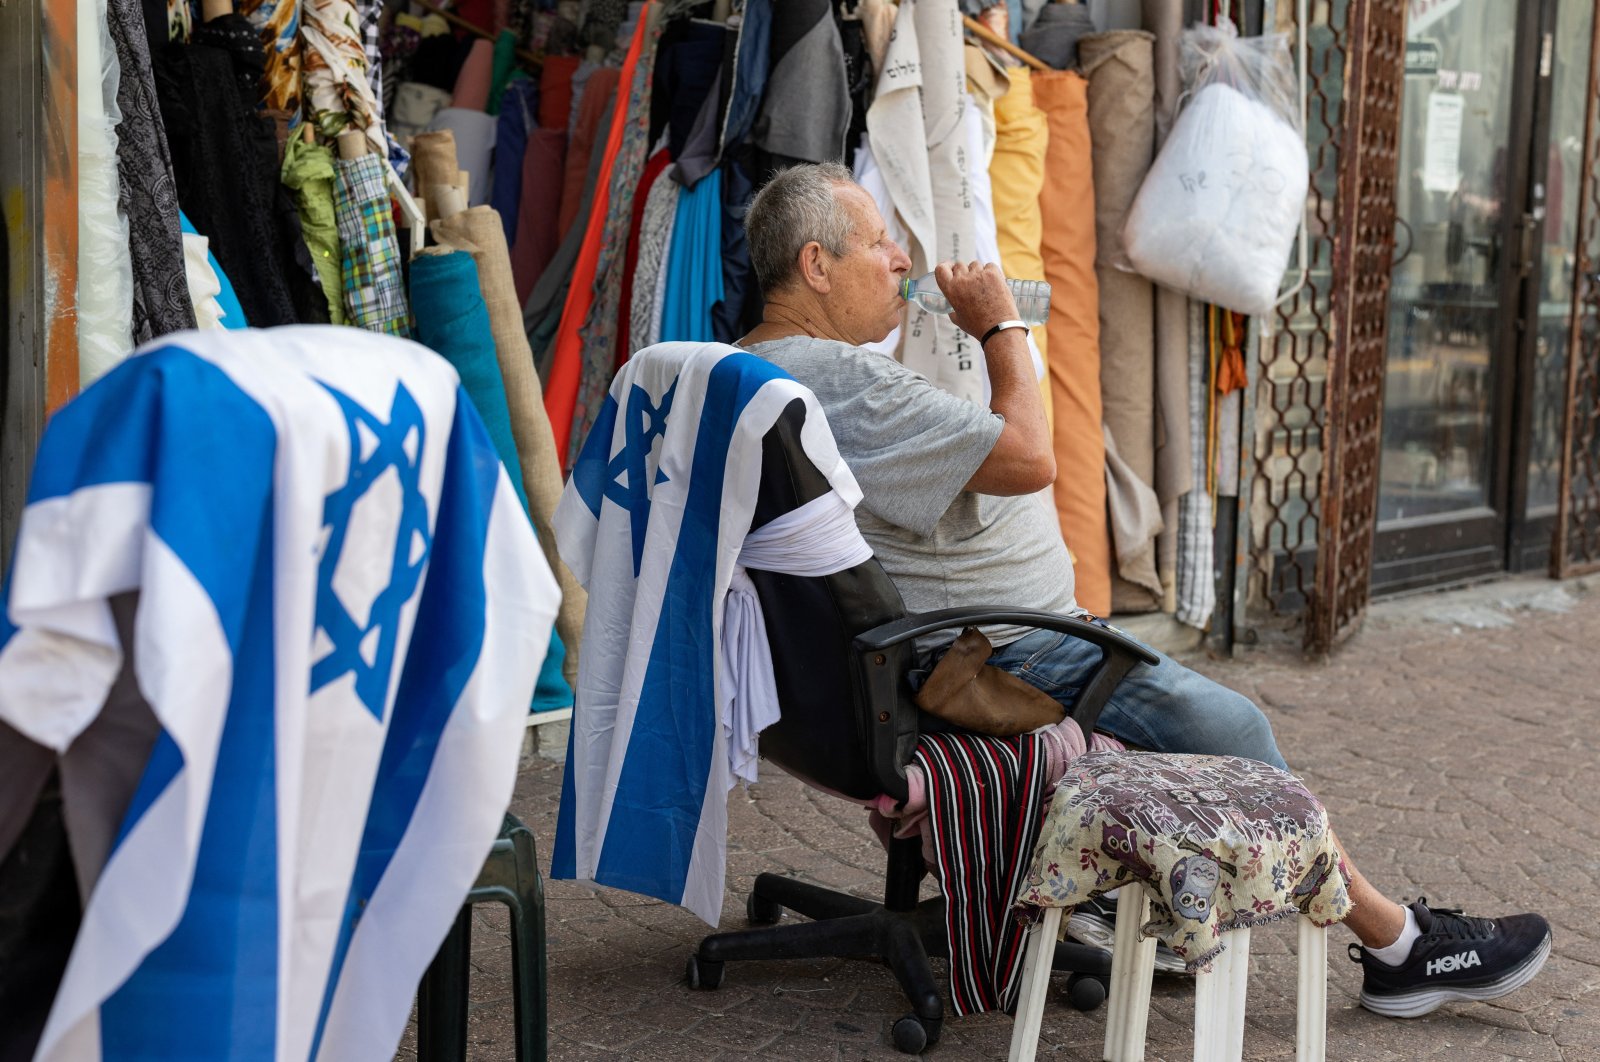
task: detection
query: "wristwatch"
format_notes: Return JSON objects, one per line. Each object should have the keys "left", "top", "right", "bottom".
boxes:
{"left": 980, "top": 319, "right": 1028, "bottom": 348}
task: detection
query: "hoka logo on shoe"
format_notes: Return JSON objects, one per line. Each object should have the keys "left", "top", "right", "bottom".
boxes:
{"left": 1426, "top": 950, "right": 1481, "bottom": 976}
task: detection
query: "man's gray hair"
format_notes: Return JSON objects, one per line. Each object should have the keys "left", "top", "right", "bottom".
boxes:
{"left": 746, "top": 162, "right": 858, "bottom": 296}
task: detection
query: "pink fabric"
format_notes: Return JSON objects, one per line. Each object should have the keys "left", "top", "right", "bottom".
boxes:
{"left": 451, "top": 38, "right": 495, "bottom": 112}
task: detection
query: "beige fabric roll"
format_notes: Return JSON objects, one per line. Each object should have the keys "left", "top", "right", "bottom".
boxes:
{"left": 410, "top": 130, "right": 459, "bottom": 225}
{"left": 1103, "top": 424, "right": 1163, "bottom": 607}
{"left": 1143, "top": 0, "right": 1191, "bottom": 612}
{"left": 433, "top": 205, "right": 586, "bottom": 683}
{"left": 1080, "top": 30, "right": 1160, "bottom": 612}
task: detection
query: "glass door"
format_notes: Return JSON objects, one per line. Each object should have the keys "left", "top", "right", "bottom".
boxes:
{"left": 1372, "top": 0, "right": 1547, "bottom": 591}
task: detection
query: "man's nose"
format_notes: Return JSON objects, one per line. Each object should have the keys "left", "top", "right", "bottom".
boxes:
{"left": 889, "top": 242, "right": 912, "bottom": 275}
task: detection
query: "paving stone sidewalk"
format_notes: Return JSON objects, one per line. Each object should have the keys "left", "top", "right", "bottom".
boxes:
{"left": 405, "top": 576, "right": 1600, "bottom": 1061}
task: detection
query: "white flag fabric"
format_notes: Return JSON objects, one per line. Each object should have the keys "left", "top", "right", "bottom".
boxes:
{"left": 0, "top": 327, "right": 559, "bottom": 1062}
{"left": 551, "top": 342, "right": 869, "bottom": 926}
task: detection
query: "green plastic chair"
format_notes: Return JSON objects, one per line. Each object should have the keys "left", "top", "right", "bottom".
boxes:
{"left": 416, "top": 813, "right": 548, "bottom": 1062}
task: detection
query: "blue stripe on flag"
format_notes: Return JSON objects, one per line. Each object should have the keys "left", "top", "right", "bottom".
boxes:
{"left": 59, "top": 347, "right": 284, "bottom": 1059}
{"left": 307, "top": 388, "right": 500, "bottom": 1060}
{"left": 589, "top": 354, "right": 787, "bottom": 902}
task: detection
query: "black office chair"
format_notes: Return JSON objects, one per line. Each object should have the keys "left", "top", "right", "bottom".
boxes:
{"left": 685, "top": 400, "right": 1159, "bottom": 1054}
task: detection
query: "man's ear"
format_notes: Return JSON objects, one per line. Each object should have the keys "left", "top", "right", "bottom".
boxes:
{"left": 797, "top": 241, "right": 831, "bottom": 294}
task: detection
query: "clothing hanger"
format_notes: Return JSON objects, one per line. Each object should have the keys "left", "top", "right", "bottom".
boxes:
{"left": 961, "top": 14, "right": 1049, "bottom": 72}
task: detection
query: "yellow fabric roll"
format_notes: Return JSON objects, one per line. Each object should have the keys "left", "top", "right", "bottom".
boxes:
{"left": 1034, "top": 70, "right": 1111, "bottom": 618}
{"left": 990, "top": 66, "right": 1051, "bottom": 423}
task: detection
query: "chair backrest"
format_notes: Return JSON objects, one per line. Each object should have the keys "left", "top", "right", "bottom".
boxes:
{"left": 745, "top": 399, "right": 919, "bottom": 802}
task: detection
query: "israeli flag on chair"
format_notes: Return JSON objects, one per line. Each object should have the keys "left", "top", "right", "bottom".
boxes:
{"left": 551, "top": 342, "right": 865, "bottom": 926}
{"left": 0, "top": 327, "right": 559, "bottom": 1061}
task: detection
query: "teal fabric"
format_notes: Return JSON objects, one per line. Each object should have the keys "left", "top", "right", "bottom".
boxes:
{"left": 411, "top": 249, "right": 572, "bottom": 710}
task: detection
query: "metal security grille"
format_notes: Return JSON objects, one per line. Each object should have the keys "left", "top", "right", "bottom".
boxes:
{"left": 1307, "top": 0, "right": 1405, "bottom": 652}
{"left": 1555, "top": 4, "right": 1600, "bottom": 577}
{"left": 1242, "top": 0, "right": 1348, "bottom": 627}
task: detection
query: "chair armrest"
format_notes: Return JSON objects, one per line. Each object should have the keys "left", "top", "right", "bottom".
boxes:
{"left": 853, "top": 607, "right": 1159, "bottom": 750}
{"left": 853, "top": 608, "right": 1158, "bottom": 666}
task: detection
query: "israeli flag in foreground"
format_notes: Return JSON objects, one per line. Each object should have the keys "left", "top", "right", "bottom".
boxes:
{"left": 0, "top": 328, "right": 559, "bottom": 1061}
{"left": 551, "top": 342, "right": 862, "bottom": 926}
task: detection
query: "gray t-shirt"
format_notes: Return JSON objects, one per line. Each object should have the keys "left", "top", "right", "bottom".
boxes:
{"left": 746, "top": 336, "right": 1078, "bottom": 648}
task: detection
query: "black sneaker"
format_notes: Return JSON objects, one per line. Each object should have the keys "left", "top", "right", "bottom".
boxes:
{"left": 1066, "top": 894, "right": 1188, "bottom": 975}
{"left": 1351, "top": 898, "right": 1552, "bottom": 1018}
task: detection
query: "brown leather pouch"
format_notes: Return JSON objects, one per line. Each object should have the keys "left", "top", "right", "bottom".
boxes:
{"left": 912, "top": 627, "right": 1066, "bottom": 737}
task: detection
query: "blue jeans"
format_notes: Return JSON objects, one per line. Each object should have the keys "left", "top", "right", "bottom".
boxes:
{"left": 984, "top": 626, "right": 1288, "bottom": 770}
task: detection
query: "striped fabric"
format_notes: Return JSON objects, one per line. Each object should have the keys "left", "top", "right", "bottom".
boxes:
{"left": 334, "top": 153, "right": 411, "bottom": 336}
{"left": 914, "top": 731, "right": 1053, "bottom": 1016}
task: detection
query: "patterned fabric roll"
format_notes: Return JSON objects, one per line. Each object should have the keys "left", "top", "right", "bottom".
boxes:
{"left": 334, "top": 153, "right": 411, "bottom": 335}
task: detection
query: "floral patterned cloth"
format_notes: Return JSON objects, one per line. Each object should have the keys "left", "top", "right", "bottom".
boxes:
{"left": 1015, "top": 751, "right": 1351, "bottom": 971}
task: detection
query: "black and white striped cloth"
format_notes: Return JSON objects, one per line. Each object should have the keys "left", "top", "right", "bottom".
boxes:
{"left": 914, "top": 731, "right": 1053, "bottom": 1016}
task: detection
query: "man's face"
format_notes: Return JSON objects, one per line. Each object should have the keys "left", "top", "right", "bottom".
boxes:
{"left": 822, "top": 185, "right": 913, "bottom": 344}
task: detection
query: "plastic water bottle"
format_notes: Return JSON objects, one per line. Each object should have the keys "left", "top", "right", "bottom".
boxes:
{"left": 899, "top": 272, "right": 1052, "bottom": 327}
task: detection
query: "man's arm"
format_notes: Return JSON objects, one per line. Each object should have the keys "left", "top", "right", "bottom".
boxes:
{"left": 936, "top": 262, "right": 1055, "bottom": 496}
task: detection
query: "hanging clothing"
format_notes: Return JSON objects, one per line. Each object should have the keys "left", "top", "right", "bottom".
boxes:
{"left": 1035, "top": 69, "right": 1111, "bottom": 617}
{"left": 179, "top": 212, "right": 248, "bottom": 330}
{"left": 79, "top": 0, "right": 135, "bottom": 387}
{"left": 180, "top": 227, "right": 227, "bottom": 329}
{"left": 237, "top": 0, "right": 304, "bottom": 117}
{"left": 301, "top": 0, "right": 388, "bottom": 158}
{"left": 630, "top": 159, "right": 680, "bottom": 354}
{"left": 1019, "top": 0, "right": 1094, "bottom": 70}
{"left": 658, "top": 169, "right": 724, "bottom": 345}
{"left": 492, "top": 79, "right": 540, "bottom": 244}
{"left": 542, "top": 10, "right": 652, "bottom": 466}
{"left": 154, "top": 15, "right": 319, "bottom": 328}
{"left": 649, "top": 17, "right": 726, "bottom": 156}
{"left": 752, "top": 0, "right": 849, "bottom": 165}
{"left": 718, "top": 0, "right": 770, "bottom": 154}
{"left": 572, "top": 9, "right": 663, "bottom": 455}
{"left": 432, "top": 206, "right": 588, "bottom": 689}
{"left": 511, "top": 127, "right": 568, "bottom": 301}
{"left": 618, "top": 147, "right": 675, "bottom": 363}
{"left": 334, "top": 152, "right": 411, "bottom": 335}
{"left": 1176, "top": 299, "right": 1215, "bottom": 630}
{"left": 450, "top": 37, "right": 496, "bottom": 112}
{"left": 281, "top": 135, "right": 345, "bottom": 325}
{"left": 559, "top": 67, "right": 622, "bottom": 240}
{"left": 1081, "top": 31, "right": 1162, "bottom": 612}
{"left": 107, "top": 0, "right": 195, "bottom": 342}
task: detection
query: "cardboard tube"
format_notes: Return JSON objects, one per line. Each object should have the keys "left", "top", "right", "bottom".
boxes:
{"left": 337, "top": 129, "right": 368, "bottom": 159}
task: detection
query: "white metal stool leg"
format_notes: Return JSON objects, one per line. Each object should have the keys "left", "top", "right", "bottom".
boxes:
{"left": 1295, "top": 918, "right": 1328, "bottom": 1062}
{"left": 1103, "top": 890, "right": 1156, "bottom": 1062}
{"left": 1007, "top": 907, "right": 1062, "bottom": 1062}
{"left": 1193, "top": 927, "right": 1249, "bottom": 1062}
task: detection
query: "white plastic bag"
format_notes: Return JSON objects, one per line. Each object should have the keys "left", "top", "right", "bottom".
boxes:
{"left": 1120, "top": 22, "right": 1307, "bottom": 317}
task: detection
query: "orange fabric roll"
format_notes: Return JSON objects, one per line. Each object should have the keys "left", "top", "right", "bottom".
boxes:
{"left": 1035, "top": 70, "right": 1111, "bottom": 618}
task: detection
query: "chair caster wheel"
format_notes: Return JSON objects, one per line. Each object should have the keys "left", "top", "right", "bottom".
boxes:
{"left": 1065, "top": 971, "right": 1108, "bottom": 1011}
{"left": 685, "top": 954, "right": 724, "bottom": 990}
{"left": 891, "top": 1015, "right": 929, "bottom": 1054}
{"left": 746, "top": 892, "right": 783, "bottom": 925}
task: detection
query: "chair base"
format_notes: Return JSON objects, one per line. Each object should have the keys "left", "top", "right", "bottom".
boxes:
{"left": 693, "top": 866, "right": 1113, "bottom": 1056}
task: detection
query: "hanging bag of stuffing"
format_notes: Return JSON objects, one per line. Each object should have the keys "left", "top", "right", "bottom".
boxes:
{"left": 1118, "top": 20, "right": 1307, "bottom": 317}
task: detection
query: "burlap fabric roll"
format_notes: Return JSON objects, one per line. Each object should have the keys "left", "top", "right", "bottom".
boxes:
{"left": 1144, "top": 0, "right": 1193, "bottom": 612}
{"left": 1080, "top": 29, "right": 1161, "bottom": 611}
{"left": 433, "top": 205, "right": 587, "bottom": 683}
